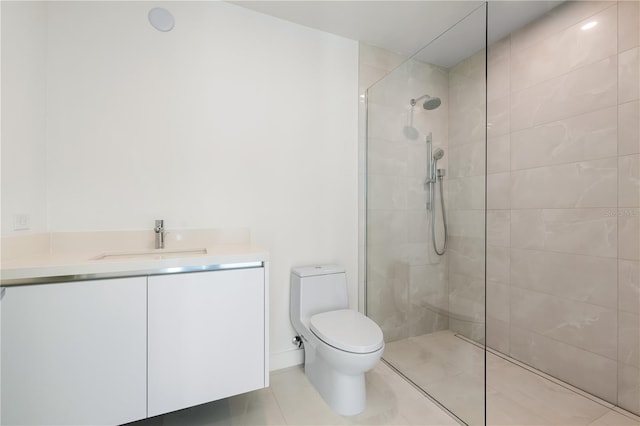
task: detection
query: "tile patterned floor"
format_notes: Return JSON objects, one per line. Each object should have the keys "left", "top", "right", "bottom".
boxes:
{"left": 128, "top": 331, "right": 640, "bottom": 426}
{"left": 127, "top": 361, "right": 457, "bottom": 426}
{"left": 385, "top": 331, "right": 640, "bottom": 426}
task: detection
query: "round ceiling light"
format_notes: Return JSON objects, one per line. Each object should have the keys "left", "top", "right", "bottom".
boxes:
{"left": 148, "top": 7, "right": 175, "bottom": 32}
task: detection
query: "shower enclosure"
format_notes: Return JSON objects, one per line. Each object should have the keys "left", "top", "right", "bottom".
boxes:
{"left": 365, "top": 1, "right": 640, "bottom": 424}
{"left": 365, "top": 5, "right": 487, "bottom": 425}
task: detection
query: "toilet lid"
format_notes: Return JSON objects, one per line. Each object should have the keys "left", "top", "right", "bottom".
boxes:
{"left": 309, "top": 309, "right": 384, "bottom": 354}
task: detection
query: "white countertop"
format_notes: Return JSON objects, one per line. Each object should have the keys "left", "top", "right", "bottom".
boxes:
{"left": 1, "top": 230, "right": 269, "bottom": 285}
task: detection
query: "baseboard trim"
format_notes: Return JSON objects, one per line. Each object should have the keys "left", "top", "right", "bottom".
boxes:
{"left": 270, "top": 348, "right": 303, "bottom": 371}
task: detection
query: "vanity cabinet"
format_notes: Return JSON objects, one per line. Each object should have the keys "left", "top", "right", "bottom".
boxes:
{"left": 0, "top": 277, "right": 147, "bottom": 426}
{"left": 148, "top": 268, "right": 267, "bottom": 416}
{"left": 0, "top": 265, "right": 268, "bottom": 425}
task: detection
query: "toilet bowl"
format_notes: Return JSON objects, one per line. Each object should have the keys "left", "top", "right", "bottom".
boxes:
{"left": 290, "top": 265, "right": 384, "bottom": 416}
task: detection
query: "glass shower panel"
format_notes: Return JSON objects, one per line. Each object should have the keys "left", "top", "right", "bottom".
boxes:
{"left": 366, "top": 5, "right": 486, "bottom": 425}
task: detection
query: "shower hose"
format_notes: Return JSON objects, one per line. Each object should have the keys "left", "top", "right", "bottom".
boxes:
{"left": 431, "top": 173, "right": 448, "bottom": 256}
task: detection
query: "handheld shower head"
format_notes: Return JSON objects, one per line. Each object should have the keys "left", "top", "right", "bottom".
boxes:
{"left": 410, "top": 94, "right": 442, "bottom": 111}
{"left": 433, "top": 148, "right": 445, "bottom": 160}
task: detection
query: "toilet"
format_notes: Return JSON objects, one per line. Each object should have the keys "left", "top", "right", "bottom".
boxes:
{"left": 290, "top": 265, "right": 384, "bottom": 416}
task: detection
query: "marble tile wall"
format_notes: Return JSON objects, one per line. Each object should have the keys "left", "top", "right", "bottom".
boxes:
{"left": 447, "top": 50, "right": 486, "bottom": 343}
{"left": 358, "top": 43, "right": 407, "bottom": 314}
{"left": 480, "top": 1, "right": 640, "bottom": 414}
{"left": 362, "top": 43, "right": 451, "bottom": 342}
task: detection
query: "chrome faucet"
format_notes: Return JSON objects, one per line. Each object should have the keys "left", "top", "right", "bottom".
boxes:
{"left": 154, "top": 219, "right": 165, "bottom": 249}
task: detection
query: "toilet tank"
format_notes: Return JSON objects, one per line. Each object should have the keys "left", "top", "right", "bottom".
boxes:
{"left": 291, "top": 265, "right": 349, "bottom": 328}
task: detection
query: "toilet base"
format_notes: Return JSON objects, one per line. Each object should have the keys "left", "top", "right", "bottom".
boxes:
{"left": 304, "top": 349, "right": 366, "bottom": 416}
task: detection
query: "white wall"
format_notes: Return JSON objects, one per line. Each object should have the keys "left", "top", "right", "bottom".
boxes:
{"left": 1, "top": 1, "right": 48, "bottom": 236}
{"left": 2, "top": 1, "right": 359, "bottom": 368}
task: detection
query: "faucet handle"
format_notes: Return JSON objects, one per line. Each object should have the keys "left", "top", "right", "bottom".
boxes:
{"left": 155, "top": 219, "right": 164, "bottom": 231}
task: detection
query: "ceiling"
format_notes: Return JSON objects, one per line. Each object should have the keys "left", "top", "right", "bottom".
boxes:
{"left": 230, "top": 1, "right": 563, "bottom": 67}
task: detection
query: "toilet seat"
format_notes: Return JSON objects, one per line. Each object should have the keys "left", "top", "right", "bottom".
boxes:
{"left": 310, "top": 309, "right": 384, "bottom": 354}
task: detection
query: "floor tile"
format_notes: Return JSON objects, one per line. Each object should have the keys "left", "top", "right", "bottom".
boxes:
{"left": 588, "top": 410, "right": 640, "bottom": 426}
{"left": 126, "top": 330, "right": 640, "bottom": 426}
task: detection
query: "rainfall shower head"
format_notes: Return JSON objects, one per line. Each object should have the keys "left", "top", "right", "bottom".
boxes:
{"left": 410, "top": 94, "right": 442, "bottom": 111}
{"left": 433, "top": 148, "right": 445, "bottom": 160}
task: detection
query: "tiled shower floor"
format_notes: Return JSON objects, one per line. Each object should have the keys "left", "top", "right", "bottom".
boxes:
{"left": 129, "top": 330, "right": 640, "bottom": 426}
{"left": 385, "top": 330, "right": 640, "bottom": 426}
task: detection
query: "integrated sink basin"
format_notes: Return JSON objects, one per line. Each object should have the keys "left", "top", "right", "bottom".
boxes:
{"left": 93, "top": 248, "right": 208, "bottom": 261}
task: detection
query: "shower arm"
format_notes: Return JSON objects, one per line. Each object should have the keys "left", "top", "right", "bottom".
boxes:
{"left": 410, "top": 94, "right": 428, "bottom": 107}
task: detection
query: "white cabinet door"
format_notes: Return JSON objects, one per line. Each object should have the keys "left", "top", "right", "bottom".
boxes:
{"left": 148, "top": 268, "right": 265, "bottom": 417}
{"left": 1, "top": 277, "right": 147, "bottom": 426}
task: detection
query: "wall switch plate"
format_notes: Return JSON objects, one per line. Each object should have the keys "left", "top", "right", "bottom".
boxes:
{"left": 13, "top": 213, "right": 31, "bottom": 231}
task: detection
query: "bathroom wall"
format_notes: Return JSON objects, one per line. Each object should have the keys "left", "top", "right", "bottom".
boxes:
{"left": 364, "top": 51, "right": 450, "bottom": 342}
{"left": 1, "top": 1, "right": 359, "bottom": 370}
{"left": 358, "top": 43, "right": 406, "bottom": 313}
{"left": 1, "top": 1, "right": 48, "bottom": 237}
{"left": 482, "top": 0, "right": 639, "bottom": 413}
{"left": 446, "top": 49, "right": 486, "bottom": 343}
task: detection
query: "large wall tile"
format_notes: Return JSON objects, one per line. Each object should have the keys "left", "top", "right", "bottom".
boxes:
{"left": 448, "top": 209, "right": 485, "bottom": 240}
{"left": 619, "top": 154, "right": 640, "bottom": 207}
{"left": 510, "top": 1, "right": 614, "bottom": 53}
{"left": 449, "top": 273, "right": 485, "bottom": 323}
{"left": 618, "top": 364, "right": 640, "bottom": 415}
{"left": 487, "top": 172, "right": 510, "bottom": 210}
{"left": 511, "top": 106, "right": 617, "bottom": 170}
{"left": 410, "top": 262, "right": 449, "bottom": 313}
{"left": 488, "top": 35, "right": 510, "bottom": 65}
{"left": 511, "top": 56, "right": 617, "bottom": 131}
{"left": 407, "top": 210, "right": 429, "bottom": 244}
{"left": 510, "top": 158, "right": 617, "bottom": 209}
{"left": 510, "top": 287, "right": 617, "bottom": 360}
{"left": 619, "top": 47, "right": 640, "bottom": 104}
{"left": 619, "top": 260, "right": 640, "bottom": 314}
{"left": 487, "top": 210, "right": 510, "bottom": 247}
{"left": 487, "top": 281, "right": 510, "bottom": 323}
{"left": 448, "top": 236, "right": 485, "bottom": 281}
{"left": 408, "top": 306, "right": 450, "bottom": 337}
{"left": 487, "top": 96, "right": 510, "bottom": 138}
{"left": 449, "top": 54, "right": 485, "bottom": 147}
{"left": 359, "top": 43, "right": 407, "bottom": 76}
{"left": 366, "top": 262, "right": 409, "bottom": 343}
{"left": 619, "top": 0, "right": 640, "bottom": 52}
{"left": 487, "top": 134, "right": 510, "bottom": 174}
{"left": 511, "top": 209, "right": 617, "bottom": 257}
{"left": 510, "top": 248, "right": 617, "bottom": 309}
{"left": 448, "top": 142, "right": 485, "bottom": 179}
{"left": 486, "top": 317, "right": 509, "bottom": 354}
{"left": 619, "top": 311, "right": 640, "bottom": 368}
{"left": 619, "top": 101, "right": 640, "bottom": 156}
{"left": 487, "top": 246, "right": 509, "bottom": 284}
{"left": 509, "top": 325, "right": 617, "bottom": 403}
{"left": 448, "top": 176, "right": 485, "bottom": 210}
{"left": 619, "top": 210, "right": 640, "bottom": 260}
{"left": 407, "top": 141, "right": 427, "bottom": 177}
{"left": 449, "top": 106, "right": 486, "bottom": 147}
{"left": 488, "top": 55, "right": 510, "bottom": 102}
{"left": 367, "top": 138, "right": 408, "bottom": 176}
{"left": 472, "top": 2, "right": 640, "bottom": 413}
{"left": 407, "top": 176, "right": 428, "bottom": 210}
{"left": 367, "top": 174, "right": 407, "bottom": 210}
{"left": 367, "top": 104, "right": 407, "bottom": 142}
{"left": 367, "top": 210, "right": 409, "bottom": 246}
{"left": 511, "top": 5, "right": 617, "bottom": 92}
